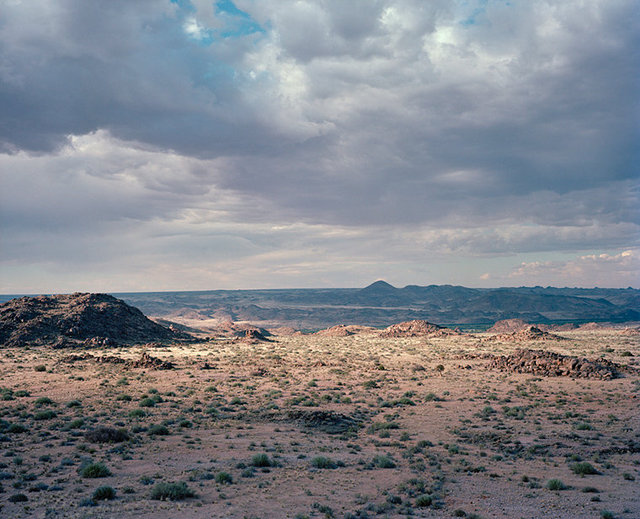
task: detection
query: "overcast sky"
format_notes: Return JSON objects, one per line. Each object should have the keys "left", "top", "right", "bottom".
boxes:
{"left": 1, "top": 0, "right": 638, "bottom": 293}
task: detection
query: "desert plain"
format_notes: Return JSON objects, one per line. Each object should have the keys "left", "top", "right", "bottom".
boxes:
{"left": 1, "top": 324, "right": 639, "bottom": 519}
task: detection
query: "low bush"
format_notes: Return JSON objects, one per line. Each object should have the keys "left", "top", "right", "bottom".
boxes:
{"left": 81, "top": 463, "right": 111, "bottom": 478}
{"left": 571, "top": 462, "right": 599, "bottom": 476}
{"left": 85, "top": 427, "right": 129, "bottom": 443}
{"left": 546, "top": 479, "right": 567, "bottom": 490}
{"left": 92, "top": 485, "right": 116, "bottom": 501}
{"left": 150, "top": 481, "right": 195, "bottom": 501}
{"left": 251, "top": 453, "right": 273, "bottom": 468}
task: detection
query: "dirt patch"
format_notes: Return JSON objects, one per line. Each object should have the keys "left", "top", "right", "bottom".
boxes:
{"left": 487, "top": 348, "right": 621, "bottom": 379}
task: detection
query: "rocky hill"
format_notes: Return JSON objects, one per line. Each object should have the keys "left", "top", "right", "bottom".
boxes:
{"left": 0, "top": 293, "right": 187, "bottom": 347}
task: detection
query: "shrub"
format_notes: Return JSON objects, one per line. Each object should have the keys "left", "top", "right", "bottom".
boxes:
{"left": 571, "top": 462, "right": 599, "bottom": 476}
{"left": 81, "top": 463, "right": 111, "bottom": 478}
{"left": 215, "top": 472, "right": 233, "bottom": 484}
{"left": 92, "top": 485, "right": 116, "bottom": 501}
{"left": 7, "top": 423, "right": 27, "bottom": 434}
{"left": 139, "top": 397, "right": 156, "bottom": 407}
{"left": 600, "top": 511, "right": 614, "bottom": 519}
{"left": 372, "top": 454, "right": 396, "bottom": 469}
{"left": 147, "top": 424, "right": 170, "bottom": 436}
{"left": 311, "top": 457, "right": 338, "bottom": 469}
{"left": 415, "top": 494, "right": 432, "bottom": 507}
{"left": 9, "top": 493, "right": 28, "bottom": 502}
{"left": 251, "top": 453, "right": 272, "bottom": 468}
{"left": 34, "top": 365, "right": 47, "bottom": 372}
{"left": 128, "top": 409, "right": 146, "bottom": 418}
{"left": 34, "top": 410, "right": 56, "bottom": 420}
{"left": 67, "top": 418, "right": 84, "bottom": 429}
{"left": 34, "top": 397, "right": 54, "bottom": 407}
{"left": 150, "top": 481, "right": 195, "bottom": 501}
{"left": 85, "top": 427, "right": 129, "bottom": 443}
{"left": 546, "top": 479, "right": 567, "bottom": 490}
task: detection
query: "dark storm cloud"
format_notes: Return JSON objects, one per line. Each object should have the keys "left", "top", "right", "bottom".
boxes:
{"left": 0, "top": 0, "right": 638, "bottom": 290}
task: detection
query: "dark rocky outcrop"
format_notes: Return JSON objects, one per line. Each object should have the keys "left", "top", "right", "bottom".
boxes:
{"left": 0, "top": 293, "right": 188, "bottom": 347}
{"left": 488, "top": 349, "right": 620, "bottom": 379}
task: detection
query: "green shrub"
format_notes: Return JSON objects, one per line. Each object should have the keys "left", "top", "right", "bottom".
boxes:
{"left": 128, "top": 409, "right": 146, "bottom": 418}
{"left": 8, "top": 493, "right": 28, "bottom": 502}
{"left": 311, "top": 456, "right": 338, "bottom": 469}
{"left": 34, "top": 410, "right": 56, "bottom": 420}
{"left": 92, "top": 486, "right": 116, "bottom": 501}
{"left": 251, "top": 453, "right": 272, "bottom": 467}
{"left": 372, "top": 454, "right": 396, "bottom": 469}
{"left": 7, "top": 423, "right": 27, "bottom": 434}
{"left": 150, "top": 481, "right": 195, "bottom": 501}
{"left": 34, "top": 365, "right": 46, "bottom": 372}
{"left": 546, "top": 479, "right": 567, "bottom": 490}
{"left": 215, "top": 472, "right": 233, "bottom": 484}
{"left": 571, "top": 462, "right": 599, "bottom": 476}
{"left": 34, "top": 397, "right": 54, "bottom": 407}
{"left": 81, "top": 463, "right": 111, "bottom": 478}
{"left": 85, "top": 427, "right": 129, "bottom": 443}
{"left": 148, "top": 424, "right": 170, "bottom": 436}
{"left": 415, "top": 494, "right": 432, "bottom": 507}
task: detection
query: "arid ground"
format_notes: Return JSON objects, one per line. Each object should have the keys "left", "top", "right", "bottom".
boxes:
{"left": 1, "top": 329, "right": 638, "bottom": 518}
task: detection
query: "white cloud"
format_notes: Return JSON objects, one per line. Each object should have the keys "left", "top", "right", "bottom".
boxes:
{"left": 508, "top": 250, "right": 640, "bottom": 287}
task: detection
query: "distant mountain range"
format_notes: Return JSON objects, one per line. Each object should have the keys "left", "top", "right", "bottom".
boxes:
{"left": 101, "top": 281, "right": 640, "bottom": 330}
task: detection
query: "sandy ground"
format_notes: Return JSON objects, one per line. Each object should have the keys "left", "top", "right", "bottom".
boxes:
{"left": 0, "top": 329, "right": 638, "bottom": 519}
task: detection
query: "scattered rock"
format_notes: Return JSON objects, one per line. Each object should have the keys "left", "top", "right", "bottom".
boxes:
{"left": 487, "top": 349, "right": 620, "bottom": 379}
{"left": 57, "top": 352, "right": 173, "bottom": 370}
{"left": 129, "top": 352, "right": 174, "bottom": 370}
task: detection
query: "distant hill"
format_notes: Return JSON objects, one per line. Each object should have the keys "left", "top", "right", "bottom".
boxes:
{"left": 105, "top": 282, "right": 640, "bottom": 330}
{"left": 2, "top": 283, "right": 637, "bottom": 331}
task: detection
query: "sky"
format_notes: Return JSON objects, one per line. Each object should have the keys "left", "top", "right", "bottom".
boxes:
{"left": 0, "top": 0, "right": 638, "bottom": 293}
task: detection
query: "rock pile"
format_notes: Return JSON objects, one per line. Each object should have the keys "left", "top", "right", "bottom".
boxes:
{"left": 0, "top": 293, "right": 187, "bottom": 347}
{"left": 316, "top": 324, "right": 353, "bottom": 337}
{"left": 486, "top": 325, "right": 564, "bottom": 342}
{"left": 487, "top": 319, "right": 531, "bottom": 334}
{"left": 488, "top": 349, "right": 620, "bottom": 379}
{"left": 379, "top": 319, "right": 458, "bottom": 338}
{"left": 58, "top": 351, "right": 174, "bottom": 370}
{"left": 315, "top": 324, "right": 377, "bottom": 337}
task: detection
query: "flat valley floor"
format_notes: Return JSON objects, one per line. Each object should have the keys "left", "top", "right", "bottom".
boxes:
{"left": 0, "top": 330, "right": 638, "bottom": 518}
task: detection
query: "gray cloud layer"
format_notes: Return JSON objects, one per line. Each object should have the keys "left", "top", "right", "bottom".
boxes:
{"left": 0, "top": 0, "right": 638, "bottom": 291}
